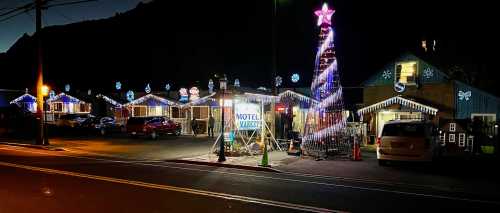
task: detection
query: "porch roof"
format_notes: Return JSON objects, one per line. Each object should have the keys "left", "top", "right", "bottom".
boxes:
{"left": 10, "top": 93, "right": 36, "bottom": 104}
{"left": 357, "top": 96, "right": 438, "bottom": 116}
{"left": 96, "top": 94, "right": 122, "bottom": 107}
{"left": 123, "top": 94, "right": 177, "bottom": 107}
{"left": 46, "top": 93, "right": 84, "bottom": 104}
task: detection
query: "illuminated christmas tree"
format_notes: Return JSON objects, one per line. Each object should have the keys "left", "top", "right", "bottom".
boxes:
{"left": 302, "top": 2, "right": 347, "bottom": 157}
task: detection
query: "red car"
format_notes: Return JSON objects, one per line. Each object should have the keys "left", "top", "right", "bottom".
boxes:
{"left": 126, "top": 116, "right": 181, "bottom": 139}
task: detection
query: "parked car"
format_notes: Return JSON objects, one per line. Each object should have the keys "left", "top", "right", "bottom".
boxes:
{"left": 56, "top": 114, "right": 93, "bottom": 128}
{"left": 377, "top": 120, "right": 440, "bottom": 166}
{"left": 126, "top": 116, "right": 181, "bottom": 139}
{"left": 82, "top": 116, "right": 125, "bottom": 135}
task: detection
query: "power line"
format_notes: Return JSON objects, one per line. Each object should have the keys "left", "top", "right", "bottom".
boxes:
{"left": 0, "top": 0, "right": 97, "bottom": 24}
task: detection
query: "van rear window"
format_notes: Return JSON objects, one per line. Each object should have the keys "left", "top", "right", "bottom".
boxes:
{"left": 382, "top": 123, "right": 425, "bottom": 137}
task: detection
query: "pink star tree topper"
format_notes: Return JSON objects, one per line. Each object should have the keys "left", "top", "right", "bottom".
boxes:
{"left": 315, "top": 3, "right": 335, "bottom": 26}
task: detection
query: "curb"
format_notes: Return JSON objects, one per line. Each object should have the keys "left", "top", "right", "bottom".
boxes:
{"left": 0, "top": 142, "right": 65, "bottom": 151}
{"left": 166, "top": 159, "right": 281, "bottom": 173}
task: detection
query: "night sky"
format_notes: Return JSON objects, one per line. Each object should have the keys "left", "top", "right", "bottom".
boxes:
{"left": 0, "top": 0, "right": 498, "bottom": 95}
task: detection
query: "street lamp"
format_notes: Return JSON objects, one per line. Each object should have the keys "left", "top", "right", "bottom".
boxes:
{"left": 41, "top": 85, "right": 50, "bottom": 145}
{"left": 218, "top": 74, "right": 227, "bottom": 162}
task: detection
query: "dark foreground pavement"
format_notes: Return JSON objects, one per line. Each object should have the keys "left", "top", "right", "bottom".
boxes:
{"left": 1, "top": 144, "right": 499, "bottom": 213}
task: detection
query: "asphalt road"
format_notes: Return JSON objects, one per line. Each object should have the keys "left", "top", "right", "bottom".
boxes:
{"left": 1, "top": 144, "right": 499, "bottom": 213}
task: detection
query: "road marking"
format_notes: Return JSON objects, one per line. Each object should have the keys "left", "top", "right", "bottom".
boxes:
{"left": 0, "top": 161, "right": 342, "bottom": 213}
{"left": 1, "top": 146, "right": 499, "bottom": 205}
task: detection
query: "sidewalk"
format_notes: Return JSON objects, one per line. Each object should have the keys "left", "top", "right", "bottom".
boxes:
{"left": 0, "top": 138, "right": 64, "bottom": 151}
{"left": 178, "top": 151, "right": 299, "bottom": 171}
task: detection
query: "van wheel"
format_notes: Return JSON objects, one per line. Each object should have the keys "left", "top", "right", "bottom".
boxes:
{"left": 175, "top": 129, "right": 181, "bottom": 136}
{"left": 151, "top": 131, "right": 158, "bottom": 140}
{"left": 378, "top": 160, "right": 387, "bottom": 166}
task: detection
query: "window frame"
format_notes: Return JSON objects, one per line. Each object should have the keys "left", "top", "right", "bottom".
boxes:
{"left": 394, "top": 61, "right": 418, "bottom": 86}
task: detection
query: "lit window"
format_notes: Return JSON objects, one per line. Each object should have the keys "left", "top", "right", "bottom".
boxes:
{"left": 458, "top": 133, "right": 465, "bottom": 147}
{"left": 449, "top": 134, "right": 455, "bottom": 143}
{"left": 439, "top": 134, "right": 446, "bottom": 146}
{"left": 395, "top": 61, "right": 418, "bottom": 85}
{"left": 449, "top": 123, "right": 456, "bottom": 132}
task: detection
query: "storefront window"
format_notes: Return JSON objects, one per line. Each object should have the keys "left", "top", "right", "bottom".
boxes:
{"left": 395, "top": 61, "right": 418, "bottom": 85}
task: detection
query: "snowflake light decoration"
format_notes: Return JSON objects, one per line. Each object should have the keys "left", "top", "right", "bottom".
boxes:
{"left": 291, "top": 73, "right": 300, "bottom": 83}
{"left": 65, "top": 84, "right": 70, "bottom": 92}
{"left": 115, "top": 81, "right": 122, "bottom": 90}
{"left": 234, "top": 78, "right": 240, "bottom": 87}
{"left": 275, "top": 76, "right": 283, "bottom": 87}
{"left": 423, "top": 67, "right": 434, "bottom": 79}
{"left": 145, "top": 83, "right": 151, "bottom": 94}
{"left": 382, "top": 70, "right": 391, "bottom": 80}
{"left": 49, "top": 90, "right": 56, "bottom": 99}
{"left": 126, "top": 90, "right": 134, "bottom": 102}
{"left": 208, "top": 79, "right": 214, "bottom": 93}
{"left": 165, "top": 83, "right": 171, "bottom": 91}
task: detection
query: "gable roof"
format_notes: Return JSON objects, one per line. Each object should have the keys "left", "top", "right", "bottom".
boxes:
{"left": 46, "top": 93, "right": 84, "bottom": 103}
{"left": 96, "top": 94, "right": 122, "bottom": 107}
{"left": 362, "top": 52, "right": 450, "bottom": 87}
{"left": 123, "top": 94, "right": 178, "bottom": 107}
{"left": 10, "top": 93, "right": 36, "bottom": 104}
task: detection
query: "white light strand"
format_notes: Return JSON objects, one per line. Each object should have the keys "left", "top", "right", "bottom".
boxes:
{"left": 96, "top": 94, "right": 122, "bottom": 107}
{"left": 124, "top": 94, "right": 177, "bottom": 107}
{"left": 47, "top": 93, "right": 83, "bottom": 103}
{"left": 311, "top": 59, "right": 337, "bottom": 91}
{"left": 180, "top": 93, "right": 216, "bottom": 108}
{"left": 314, "top": 86, "right": 343, "bottom": 109}
{"left": 278, "top": 90, "right": 319, "bottom": 105}
{"left": 317, "top": 28, "right": 334, "bottom": 58}
{"left": 241, "top": 92, "right": 278, "bottom": 104}
{"left": 357, "top": 96, "right": 438, "bottom": 116}
{"left": 302, "top": 116, "right": 347, "bottom": 142}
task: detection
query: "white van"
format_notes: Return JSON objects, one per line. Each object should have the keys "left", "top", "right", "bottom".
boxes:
{"left": 377, "top": 120, "right": 440, "bottom": 166}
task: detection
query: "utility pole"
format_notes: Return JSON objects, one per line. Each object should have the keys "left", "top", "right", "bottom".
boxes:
{"left": 35, "top": 0, "right": 46, "bottom": 145}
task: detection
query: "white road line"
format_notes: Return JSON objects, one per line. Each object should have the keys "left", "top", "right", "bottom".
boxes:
{"left": 1, "top": 146, "right": 499, "bottom": 205}
{"left": 0, "top": 161, "right": 342, "bottom": 213}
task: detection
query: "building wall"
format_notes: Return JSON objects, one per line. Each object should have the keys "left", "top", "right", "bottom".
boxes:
{"left": 454, "top": 81, "right": 500, "bottom": 120}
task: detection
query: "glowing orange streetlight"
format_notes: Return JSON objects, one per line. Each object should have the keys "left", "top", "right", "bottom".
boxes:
{"left": 41, "top": 85, "right": 50, "bottom": 97}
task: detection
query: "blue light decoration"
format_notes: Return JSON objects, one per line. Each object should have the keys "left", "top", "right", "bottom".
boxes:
{"left": 234, "top": 78, "right": 240, "bottom": 87}
{"left": 65, "top": 84, "right": 70, "bottom": 92}
{"left": 394, "top": 82, "right": 406, "bottom": 93}
{"left": 208, "top": 79, "right": 214, "bottom": 93}
{"left": 126, "top": 90, "right": 135, "bottom": 102}
{"left": 458, "top": 90, "right": 472, "bottom": 101}
{"left": 145, "top": 83, "right": 151, "bottom": 94}
{"left": 291, "top": 73, "right": 300, "bottom": 83}
{"left": 302, "top": 3, "right": 348, "bottom": 157}
{"left": 382, "top": 70, "right": 391, "bottom": 80}
{"left": 49, "top": 90, "right": 56, "bottom": 99}
{"left": 275, "top": 75, "right": 283, "bottom": 87}
{"left": 116, "top": 81, "right": 122, "bottom": 90}
{"left": 165, "top": 83, "right": 171, "bottom": 91}
{"left": 179, "top": 88, "right": 189, "bottom": 103}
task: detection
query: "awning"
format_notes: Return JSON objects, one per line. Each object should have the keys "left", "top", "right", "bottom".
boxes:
{"left": 357, "top": 96, "right": 438, "bottom": 115}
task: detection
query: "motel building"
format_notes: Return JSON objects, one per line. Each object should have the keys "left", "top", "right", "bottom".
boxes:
{"left": 357, "top": 53, "right": 499, "bottom": 154}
